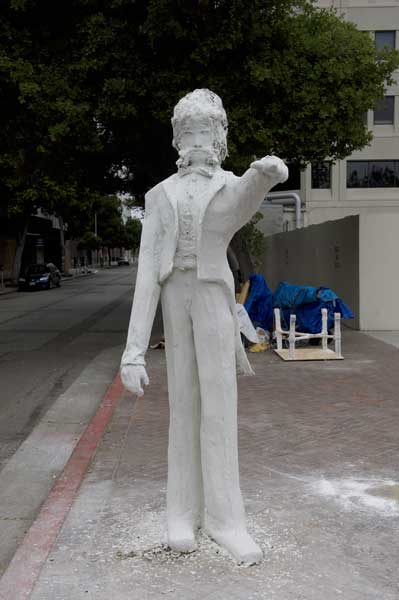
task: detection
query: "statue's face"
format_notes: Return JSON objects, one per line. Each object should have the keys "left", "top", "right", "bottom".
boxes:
{"left": 178, "top": 116, "right": 215, "bottom": 166}
{"left": 172, "top": 89, "right": 228, "bottom": 168}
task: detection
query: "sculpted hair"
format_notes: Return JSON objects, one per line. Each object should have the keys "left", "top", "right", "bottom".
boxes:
{"left": 171, "top": 89, "right": 228, "bottom": 163}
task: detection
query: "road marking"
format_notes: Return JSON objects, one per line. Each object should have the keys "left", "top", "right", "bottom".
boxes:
{"left": 0, "top": 373, "right": 124, "bottom": 600}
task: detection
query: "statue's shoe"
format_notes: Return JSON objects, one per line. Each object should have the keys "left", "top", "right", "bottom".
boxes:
{"left": 205, "top": 528, "right": 263, "bottom": 565}
{"left": 166, "top": 522, "right": 197, "bottom": 553}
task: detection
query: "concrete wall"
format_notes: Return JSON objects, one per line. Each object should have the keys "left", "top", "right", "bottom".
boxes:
{"left": 260, "top": 216, "right": 360, "bottom": 329}
{"left": 257, "top": 205, "right": 284, "bottom": 237}
{"left": 261, "top": 210, "right": 399, "bottom": 330}
{"left": 359, "top": 210, "right": 399, "bottom": 329}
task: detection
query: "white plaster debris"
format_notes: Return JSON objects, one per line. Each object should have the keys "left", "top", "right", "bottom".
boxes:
{"left": 105, "top": 501, "right": 302, "bottom": 579}
{"left": 312, "top": 478, "right": 399, "bottom": 515}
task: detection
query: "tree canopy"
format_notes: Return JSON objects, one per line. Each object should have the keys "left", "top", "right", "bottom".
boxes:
{"left": 125, "top": 217, "right": 143, "bottom": 253}
{"left": 1, "top": 0, "right": 398, "bottom": 216}
{"left": 76, "top": 196, "right": 142, "bottom": 256}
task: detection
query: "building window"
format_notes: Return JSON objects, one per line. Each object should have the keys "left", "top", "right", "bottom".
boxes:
{"left": 273, "top": 163, "right": 301, "bottom": 192}
{"left": 347, "top": 161, "right": 399, "bottom": 188}
{"left": 375, "top": 31, "right": 396, "bottom": 51}
{"left": 312, "top": 161, "right": 332, "bottom": 189}
{"left": 374, "top": 96, "right": 394, "bottom": 124}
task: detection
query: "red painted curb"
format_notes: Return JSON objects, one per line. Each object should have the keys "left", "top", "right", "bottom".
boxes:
{"left": 0, "top": 373, "right": 124, "bottom": 600}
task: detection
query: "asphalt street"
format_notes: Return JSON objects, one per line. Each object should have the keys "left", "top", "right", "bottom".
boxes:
{"left": 0, "top": 267, "right": 136, "bottom": 472}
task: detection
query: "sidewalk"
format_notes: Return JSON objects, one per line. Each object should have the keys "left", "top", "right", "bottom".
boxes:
{"left": 1, "top": 330, "right": 399, "bottom": 599}
{"left": 366, "top": 330, "right": 399, "bottom": 349}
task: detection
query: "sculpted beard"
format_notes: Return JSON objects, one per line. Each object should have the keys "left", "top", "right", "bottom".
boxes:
{"left": 176, "top": 146, "right": 220, "bottom": 170}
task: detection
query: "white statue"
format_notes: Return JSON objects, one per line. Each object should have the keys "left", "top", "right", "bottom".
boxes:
{"left": 121, "top": 89, "right": 288, "bottom": 564}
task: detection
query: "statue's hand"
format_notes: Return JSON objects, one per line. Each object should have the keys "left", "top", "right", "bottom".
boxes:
{"left": 250, "top": 155, "right": 288, "bottom": 183}
{"left": 120, "top": 364, "right": 149, "bottom": 397}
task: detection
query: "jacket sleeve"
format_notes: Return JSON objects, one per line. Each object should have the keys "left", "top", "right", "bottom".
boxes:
{"left": 121, "top": 190, "right": 162, "bottom": 367}
{"left": 228, "top": 163, "right": 288, "bottom": 234}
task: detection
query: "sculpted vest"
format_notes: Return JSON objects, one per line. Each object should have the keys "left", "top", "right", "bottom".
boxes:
{"left": 173, "top": 172, "right": 210, "bottom": 271}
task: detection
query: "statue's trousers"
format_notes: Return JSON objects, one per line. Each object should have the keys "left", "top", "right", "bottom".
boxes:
{"left": 161, "top": 268, "right": 246, "bottom": 533}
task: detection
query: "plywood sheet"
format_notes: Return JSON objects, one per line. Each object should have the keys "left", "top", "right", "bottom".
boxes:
{"left": 237, "top": 280, "right": 250, "bottom": 305}
{"left": 274, "top": 348, "right": 344, "bottom": 361}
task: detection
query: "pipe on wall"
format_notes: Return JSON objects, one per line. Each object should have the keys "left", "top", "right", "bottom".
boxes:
{"left": 262, "top": 192, "right": 303, "bottom": 229}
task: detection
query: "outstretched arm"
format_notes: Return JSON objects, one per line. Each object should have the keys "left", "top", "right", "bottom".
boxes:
{"left": 231, "top": 156, "right": 288, "bottom": 232}
{"left": 120, "top": 191, "right": 162, "bottom": 395}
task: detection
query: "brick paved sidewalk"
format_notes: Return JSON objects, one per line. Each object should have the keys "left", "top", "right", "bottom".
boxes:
{"left": 15, "top": 331, "right": 399, "bottom": 598}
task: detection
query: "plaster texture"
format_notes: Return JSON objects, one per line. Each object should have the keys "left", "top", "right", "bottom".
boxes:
{"left": 29, "top": 331, "right": 399, "bottom": 600}
{"left": 121, "top": 89, "right": 288, "bottom": 563}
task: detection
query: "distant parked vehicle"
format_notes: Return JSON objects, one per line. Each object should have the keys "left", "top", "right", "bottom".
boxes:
{"left": 117, "top": 258, "right": 130, "bottom": 266}
{"left": 18, "top": 263, "right": 61, "bottom": 291}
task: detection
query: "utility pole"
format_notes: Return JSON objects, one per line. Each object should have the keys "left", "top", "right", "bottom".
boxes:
{"left": 59, "top": 215, "right": 65, "bottom": 274}
{"left": 94, "top": 212, "right": 99, "bottom": 267}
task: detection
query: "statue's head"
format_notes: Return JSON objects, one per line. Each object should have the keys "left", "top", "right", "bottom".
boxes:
{"left": 172, "top": 89, "right": 228, "bottom": 169}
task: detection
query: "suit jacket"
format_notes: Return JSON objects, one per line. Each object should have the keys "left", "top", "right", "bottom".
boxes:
{"left": 121, "top": 165, "right": 285, "bottom": 375}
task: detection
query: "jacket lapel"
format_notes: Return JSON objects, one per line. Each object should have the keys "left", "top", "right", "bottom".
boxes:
{"left": 197, "top": 169, "right": 226, "bottom": 226}
{"left": 161, "top": 174, "right": 179, "bottom": 237}
{"left": 196, "top": 170, "right": 226, "bottom": 255}
{"left": 162, "top": 169, "right": 226, "bottom": 232}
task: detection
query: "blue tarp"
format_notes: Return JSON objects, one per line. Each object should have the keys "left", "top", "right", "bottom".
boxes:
{"left": 244, "top": 277, "right": 354, "bottom": 333}
{"left": 273, "top": 281, "right": 339, "bottom": 308}
{"left": 244, "top": 274, "right": 274, "bottom": 331}
{"left": 274, "top": 281, "right": 354, "bottom": 333}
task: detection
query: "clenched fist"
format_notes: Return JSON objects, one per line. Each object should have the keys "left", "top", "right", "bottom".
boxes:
{"left": 250, "top": 155, "right": 288, "bottom": 184}
{"left": 121, "top": 364, "right": 149, "bottom": 397}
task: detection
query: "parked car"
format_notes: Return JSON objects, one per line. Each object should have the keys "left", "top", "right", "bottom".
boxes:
{"left": 18, "top": 263, "right": 61, "bottom": 291}
{"left": 117, "top": 257, "right": 130, "bottom": 266}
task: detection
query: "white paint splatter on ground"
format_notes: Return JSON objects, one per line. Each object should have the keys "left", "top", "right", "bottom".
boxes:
{"left": 311, "top": 478, "right": 399, "bottom": 516}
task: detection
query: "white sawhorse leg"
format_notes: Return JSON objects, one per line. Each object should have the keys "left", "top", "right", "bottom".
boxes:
{"left": 321, "top": 308, "right": 328, "bottom": 351}
{"left": 334, "top": 312, "right": 342, "bottom": 358}
{"left": 274, "top": 307, "right": 283, "bottom": 351}
{"left": 288, "top": 314, "right": 296, "bottom": 360}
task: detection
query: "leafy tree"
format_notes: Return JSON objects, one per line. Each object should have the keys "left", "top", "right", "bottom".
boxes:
{"left": 95, "top": 195, "right": 125, "bottom": 253}
{"left": 125, "top": 217, "right": 142, "bottom": 253}
{"left": 1, "top": 0, "right": 398, "bottom": 279}
{"left": 83, "top": 0, "right": 398, "bottom": 187}
{"left": 77, "top": 231, "right": 102, "bottom": 252}
{"left": 0, "top": 1, "right": 125, "bottom": 278}
{"left": 77, "top": 197, "right": 142, "bottom": 262}
{"left": 241, "top": 212, "right": 267, "bottom": 270}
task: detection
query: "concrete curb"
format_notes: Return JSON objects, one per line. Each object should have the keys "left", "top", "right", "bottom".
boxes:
{"left": 0, "top": 347, "right": 124, "bottom": 598}
{"left": 0, "top": 372, "right": 124, "bottom": 599}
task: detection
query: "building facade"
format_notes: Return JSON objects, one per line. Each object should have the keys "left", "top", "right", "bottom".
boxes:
{"left": 0, "top": 209, "right": 63, "bottom": 283}
{"left": 271, "top": 0, "right": 399, "bottom": 230}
